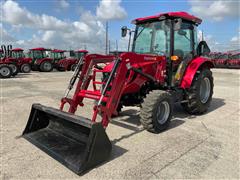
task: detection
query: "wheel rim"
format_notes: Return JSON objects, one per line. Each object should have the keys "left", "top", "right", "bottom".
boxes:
{"left": 157, "top": 101, "right": 170, "bottom": 124}
{"left": 200, "top": 77, "right": 211, "bottom": 104}
{"left": 9, "top": 64, "right": 17, "bottom": 73}
{"left": 0, "top": 67, "right": 11, "bottom": 77}
{"left": 43, "top": 62, "right": 52, "bottom": 71}
{"left": 23, "top": 65, "right": 30, "bottom": 72}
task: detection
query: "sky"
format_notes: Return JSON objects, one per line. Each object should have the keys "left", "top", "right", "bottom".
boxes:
{"left": 0, "top": 0, "right": 239, "bottom": 53}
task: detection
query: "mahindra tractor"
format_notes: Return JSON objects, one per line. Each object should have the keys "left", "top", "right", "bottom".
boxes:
{"left": 10, "top": 48, "right": 32, "bottom": 73}
{"left": 28, "top": 47, "right": 54, "bottom": 72}
{"left": 56, "top": 49, "right": 89, "bottom": 71}
{"left": 214, "top": 52, "right": 228, "bottom": 68}
{"left": 0, "top": 45, "right": 19, "bottom": 78}
{"left": 227, "top": 52, "right": 240, "bottom": 69}
{"left": 49, "top": 49, "right": 67, "bottom": 71}
{"left": 22, "top": 12, "right": 214, "bottom": 174}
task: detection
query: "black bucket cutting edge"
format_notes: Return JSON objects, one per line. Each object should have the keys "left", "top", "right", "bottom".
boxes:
{"left": 22, "top": 103, "right": 112, "bottom": 174}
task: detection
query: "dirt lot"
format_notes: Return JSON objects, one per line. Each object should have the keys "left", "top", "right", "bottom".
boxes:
{"left": 1, "top": 68, "right": 239, "bottom": 179}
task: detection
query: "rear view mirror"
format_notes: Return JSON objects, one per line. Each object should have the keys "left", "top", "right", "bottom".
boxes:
{"left": 174, "top": 18, "right": 182, "bottom": 31}
{"left": 121, "top": 26, "right": 128, "bottom": 37}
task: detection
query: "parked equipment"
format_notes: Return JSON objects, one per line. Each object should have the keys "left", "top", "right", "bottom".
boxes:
{"left": 28, "top": 47, "right": 54, "bottom": 72}
{"left": 49, "top": 49, "right": 67, "bottom": 71}
{"left": 22, "top": 12, "right": 214, "bottom": 174}
{"left": 57, "top": 50, "right": 88, "bottom": 71}
{"left": 227, "top": 53, "right": 240, "bottom": 69}
{"left": 0, "top": 45, "right": 18, "bottom": 77}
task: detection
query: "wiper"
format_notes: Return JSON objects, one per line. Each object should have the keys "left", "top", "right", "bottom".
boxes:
{"left": 136, "top": 27, "right": 146, "bottom": 39}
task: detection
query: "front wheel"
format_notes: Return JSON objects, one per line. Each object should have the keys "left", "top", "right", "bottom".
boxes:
{"left": 39, "top": 61, "right": 53, "bottom": 72}
{"left": 0, "top": 65, "right": 12, "bottom": 78}
{"left": 182, "top": 68, "right": 214, "bottom": 114}
{"left": 21, "top": 63, "right": 31, "bottom": 73}
{"left": 140, "top": 90, "right": 172, "bottom": 133}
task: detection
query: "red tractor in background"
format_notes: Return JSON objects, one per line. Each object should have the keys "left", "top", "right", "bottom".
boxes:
{"left": 0, "top": 47, "right": 13, "bottom": 78}
{"left": 227, "top": 52, "right": 240, "bottom": 68}
{"left": 49, "top": 49, "right": 67, "bottom": 71}
{"left": 57, "top": 50, "right": 88, "bottom": 71}
{"left": 0, "top": 45, "right": 19, "bottom": 77}
{"left": 214, "top": 52, "right": 228, "bottom": 68}
{"left": 10, "top": 48, "right": 32, "bottom": 73}
{"left": 23, "top": 12, "right": 214, "bottom": 175}
{"left": 28, "top": 47, "right": 54, "bottom": 72}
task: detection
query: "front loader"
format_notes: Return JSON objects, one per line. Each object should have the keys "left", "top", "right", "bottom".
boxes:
{"left": 22, "top": 12, "right": 214, "bottom": 174}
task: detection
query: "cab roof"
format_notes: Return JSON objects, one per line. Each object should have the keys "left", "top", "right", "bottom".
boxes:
{"left": 52, "top": 49, "right": 65, "bottom": 53}
{"left": 11, "top": 48, "right": 24, "bottom": 51}
{"left": 132, "top": 11, "right": 202, "bottom": 25}
{"left": 30, "top": 47, "right": 47, "bottom": 51}
{"left": 75, "top": 50, "right": 88, "bottom": 53}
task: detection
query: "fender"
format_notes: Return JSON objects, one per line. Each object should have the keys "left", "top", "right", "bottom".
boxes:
{"left": 180, "top": 57, "right": 213, "bottom": 89}
{"left": 35, "top": 58, "right": 53, "bottom": 65}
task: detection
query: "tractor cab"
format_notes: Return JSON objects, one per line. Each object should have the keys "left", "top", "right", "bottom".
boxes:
{"left": 74, "top": 50, "right": 88, "bottom": 60}
{"left": 50, "top": 49, "right": 66, "bottom": 63}
{"left": 122, "top": 12, "right": 210, "bottom": 86}
{"left": 28, "top": 47, "right": 54, "bottom": 72}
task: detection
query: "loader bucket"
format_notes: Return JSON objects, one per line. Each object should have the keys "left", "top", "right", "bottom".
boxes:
{"left": 22, "top": 103, "right": 112, "bottom": 174}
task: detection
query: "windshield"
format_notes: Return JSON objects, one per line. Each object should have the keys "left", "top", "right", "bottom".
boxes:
{"left": 51, "top": 52, "right": 64, "bottom": 59}
{"left": 75, "top": 52, "right": 85, "bottom": 59}
{"left": 133, "top": 20, "right": 170, "bottom": 56}
{"left": 231, "top": 54, "right": 240, "bottom": 59}
{"left": 12, "top": 51, "right": 24, "bottom": 58}
{"left": 29, "top": 50, "right": 47, "bottom": 59}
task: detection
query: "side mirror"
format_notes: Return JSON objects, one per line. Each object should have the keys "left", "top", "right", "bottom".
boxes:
{"left": 121, "top": 26, "right": 128, "bottom": 37}
{"left": 197, "top": 41, "right": 211, "bottom": 56}
{"left": 174, "top": 18, "right": 182, "bottom": 31}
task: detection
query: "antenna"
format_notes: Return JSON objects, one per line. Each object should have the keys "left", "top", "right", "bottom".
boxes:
{"left": 116, "top": 40, "right": 118, "bottom": 52}
{"left": 105, "top": 21, "right": 108, "bottom": 55}
{"left": 202, "top": 30, "right": 204, "bottom": 41}
{"left": 109, "top": 40, "right": 110, "bottom": 53}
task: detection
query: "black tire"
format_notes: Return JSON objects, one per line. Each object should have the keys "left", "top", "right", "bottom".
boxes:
{"left": 21, "top": 63, "right": 31, "bottom": 73}
{"left": 140, "top": 90, "right": 172, "bottom": 133}
{"left": 182, "top": 68, "right": 213, "bottom": 114}
{"left": 39, "top": 61, "right": 53, "bottom": 72}
{"left": 57, "top": 67, "right": 65, "bottom": 71}
{"left": 9, "top": 64, "right": 18, "bottom": 76}
{"left": 0, "top": 65, "right": 12, "bottom": 78}
{"left": 71, "top": 64, "right": 77, "bottom": 71}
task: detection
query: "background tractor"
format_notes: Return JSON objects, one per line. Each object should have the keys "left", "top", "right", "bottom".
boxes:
{"left": 28, "top": 47, "right": 54, "bottom": 72}
{"left": 0, "top": 45, "right": 19, "bottom": 77}
{"left": 22, "top": 12, "right": 214, "bottom": 175}
{"left": 57, "top": 49, "right": 89, "bottom": 71}
{"left": 49, "top": 49, "right": 67, "bottom": 71}
{"left": 0, "top": 48, "right": 13, "bottom": 78}
{"left": 227, "top": 52, "right": 240, "bottom": 69}
{"left": 10, "top": 48, "right": 32, "bottom": 73}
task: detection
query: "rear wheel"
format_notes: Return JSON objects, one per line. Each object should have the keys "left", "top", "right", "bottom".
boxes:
{"left": 140, "top": 90, "right": 172, "bottom": 133}
{"left": 0, "top": 65, "right": 12, "bottom": 78}
{"left": 40, "top": 61, "right": 53, "bottom": 72}
{"left": 182, "top": 68, "right": 213, "bottom": 114}
{"left": 9, "top": 64, "right": 18, "bottom": 76}
{"left": 21, "top": 63, "right": 31, "bottom": 73}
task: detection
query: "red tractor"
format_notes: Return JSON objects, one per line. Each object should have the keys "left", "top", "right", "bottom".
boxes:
{"left": 214, "top": 52, "right": 228, "bottom": 68}
{"left": 49, "top": 49, "right": 67, "bottom": 71}
{"left": 227, "top": 52, "right": 240, "bottom": 69}
{"left": 28, "top": 47, "right": 54, "bottom": 72}
{"left": 0, "top": 45, "right": 19, "bottom": 77}
{"left": 57, "top": 50, "right": 88, "bottom": 71}
{"left": 22, "top": 12, "right": 214, "bottom": 174}
{"left": 0, "top": 48, "right": 13, "bottom": 78}
{"left": 10, "top": 48, "right": 32, "bottom": 73}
